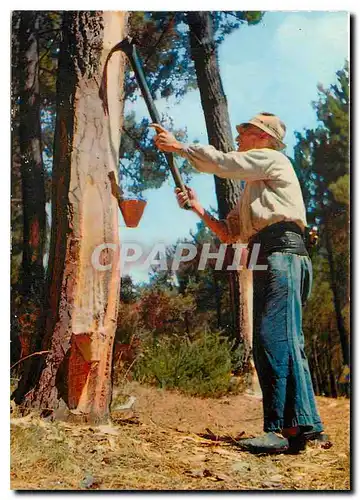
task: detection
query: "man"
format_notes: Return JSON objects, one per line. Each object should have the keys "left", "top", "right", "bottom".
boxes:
{"left": 151, "top": 112, "right": 326, "bottom": 454}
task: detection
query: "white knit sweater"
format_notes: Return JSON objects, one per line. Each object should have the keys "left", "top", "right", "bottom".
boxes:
{"left": 178, "top": 144, "right": 307, "bottom": 243}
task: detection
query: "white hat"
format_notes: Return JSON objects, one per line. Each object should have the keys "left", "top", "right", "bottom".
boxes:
{"left": 236, "top": 112, "right": 286, "bottom": 149}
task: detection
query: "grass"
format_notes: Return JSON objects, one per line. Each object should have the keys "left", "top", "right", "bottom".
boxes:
{"left": 11, "top": 421, "right": 82, "bottom": 489}
{"left": 10, "top": 382, "right": 350, "bottom": 491}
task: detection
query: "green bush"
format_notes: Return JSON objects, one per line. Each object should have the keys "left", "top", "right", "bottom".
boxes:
{"left": 133, "top": 331, "right": 233, "bottom": 397}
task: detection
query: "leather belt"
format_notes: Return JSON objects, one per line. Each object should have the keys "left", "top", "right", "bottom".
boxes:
{"left": 248, "top": 221, "right": 309, "bottom": 258}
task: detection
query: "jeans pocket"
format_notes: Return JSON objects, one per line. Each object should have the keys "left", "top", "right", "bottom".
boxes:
{"left": 267, "top": 252, "right": 290, "bottom": 271}
{"left": 301, "top": 257, "right": 313, "bottom": 305}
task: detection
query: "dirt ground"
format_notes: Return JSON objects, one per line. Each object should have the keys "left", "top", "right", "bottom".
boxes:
{"left": 11, "top": 381, "right": 350, "bottom": 491}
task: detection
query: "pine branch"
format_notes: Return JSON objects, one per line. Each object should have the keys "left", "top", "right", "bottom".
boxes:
{"left": 38, "top": 28, "right": 62, "bottom": 37}
{"left": 144, "top": 14, "right": 176, "bottom": 66}
{"left": 122, "top": 126, "right": 148, "bottom": 155}
{"left": 38, "top": 32, "right": 61, "bottom": 65}
{"left": 39, "top": 66, "right": 56, "bottom": 75}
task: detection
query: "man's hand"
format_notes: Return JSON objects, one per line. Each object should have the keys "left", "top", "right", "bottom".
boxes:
{"left": 150, "top": 123, "right": 184, "bottom": 153}
{"left": 175, "top": 186, "right": 203, "bottom": 213}
{"left": 175, "top": 185, "right": 229, "bottom": 242}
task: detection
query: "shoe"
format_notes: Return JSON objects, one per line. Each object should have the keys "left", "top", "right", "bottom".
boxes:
{"left": 236, "top": 432, "right": 289, "bottom": 454}
{"left": 287, "top": 431, "right": 331, "bottom": 453}
{"left": 303, "top": 431, "right": 330, "bottom": 442}
{"left": 287, "top": 433, "right": 307, "bottom": 453}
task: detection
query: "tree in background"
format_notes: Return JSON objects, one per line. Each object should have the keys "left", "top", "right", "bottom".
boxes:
{"left": 11, "top": 12, "right": 23, "bottom": 364}
{"left": 302, "top": 255, "right": 340, "bottom": 397}
{"left": 11, "top": 11, "right": 61, "bottom": 366}
{"left": 174, "top": 220, "right": 231, "bottom": 334}
{"left": 13, "top": 11, "right": 128, "bottom": 423}
{"left": 186, "top": 11, "right": 263, "bottom": 375}
{"left": 18, "top": 11, "right": 47, "bottom": 349}
{"left": 294, "top": 62, "right": 349, "bottom": 393}
{"left": 120, "top": 11, "right": 263, "bottom": 198}
{"left": 117, "top": 11, "right": 263, "bottom": 376}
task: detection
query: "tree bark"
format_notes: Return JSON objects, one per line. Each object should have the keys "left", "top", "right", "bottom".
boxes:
{"left": 187, "top": 11, "right": 253, "bottom": 374}
{"left": 15, "top": 11, "right": 127, "bottom": 423}
{"left": 19, "top": 12, "right": 46, "bottom": 296}
{"left": 324, "top": 222, "right": 350, "bottom": 366}
{"left": 312, "top": 336, "right": 323, "bottom": 395}
{"left": 16, "top": 12, "right": 47, "bottom": 361}
{"left": 187, "top": 11, "right": 240, "bottom": 218}
{"left": 11, "top": 12, "right": 23, "bottom": 365}
{"left": 212, "top": 270, "right": 222, "bottom": 329}
{"left": 309, "top": 357, "right": 320, "bottom": 396}
{"left": 326, "top": 326, "right": 338, "bottom": 398}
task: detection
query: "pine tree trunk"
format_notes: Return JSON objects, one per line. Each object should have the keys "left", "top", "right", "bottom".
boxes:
{"left": 17, "top": 12, "right": 46, "bottom": 360}
{"left": 312, "top": 336, "right": 323, "bottom": 395}
{"left": 15, "top": 11, "right": 127, "bottom": 423}
{"left": 238, "top": 263, "right": 256, "bottom": 380}
{"left": 187, "top": 11, "right": 240, "bottom": 218}
{"left": 11, "top": 12, "right": 23, "bottom": 365}
{"left": 213, "top": 270, "right": 222, "bottom": 328}
{"left": 326, "top": 328, "right": 338, "bottom": 398}
{"left": 324, "top": 223, "right": 350, "bottom": 366}
{"left": 309, "top": 357, "right": 320, "bottom": 396}
{"left": 187, "top": 12, "right": 253, "bottom": 375}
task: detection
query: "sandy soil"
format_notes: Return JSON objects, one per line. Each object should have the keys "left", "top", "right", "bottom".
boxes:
{"left": 11, "top": 382, "right": 350, "bottom": 491}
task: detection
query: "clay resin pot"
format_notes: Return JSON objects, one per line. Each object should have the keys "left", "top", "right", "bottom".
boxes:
{"left": 119, "top": 198, "right": 147, "bottom": 228}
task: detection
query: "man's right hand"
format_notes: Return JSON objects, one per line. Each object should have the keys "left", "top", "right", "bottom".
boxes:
{"left": 175, "top": 185, "right": 229, "bottom": 242}
{"left": 175, "top": 186, "right": 200, "bottom": 211}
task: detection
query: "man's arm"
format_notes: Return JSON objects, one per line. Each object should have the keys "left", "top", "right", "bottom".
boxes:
{"left": 193, "top": 205, "right": 231, "bottom": 244}
{"left": 179, "top": 144, "right": 275, "bottom": 181}
{"left": 150, "top": 123, "right": 277, "bottom": 182}
{"left": 175, "top": 187, "right": 239, "bottom": 244}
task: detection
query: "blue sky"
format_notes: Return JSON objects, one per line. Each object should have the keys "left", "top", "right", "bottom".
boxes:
{"left": 120, "top": 11, "right": 349, "bottom": 283}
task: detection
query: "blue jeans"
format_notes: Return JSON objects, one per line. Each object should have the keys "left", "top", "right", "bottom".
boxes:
{"left": 253, "top": 252, "right": 324, "bottom": 433}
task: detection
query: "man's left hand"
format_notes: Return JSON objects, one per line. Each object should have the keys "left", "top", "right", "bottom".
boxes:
{"left": 150, "top": 123, "right": 184, "bottom": 153}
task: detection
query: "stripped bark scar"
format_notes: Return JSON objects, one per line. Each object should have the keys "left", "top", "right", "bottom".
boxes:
{"left": 68, "top": 335, "right": 92, "bottom": 409}
{"left": 72, "top": 332, "right": 98, "bottom": 362}
{"left": 29, "top": 218, "right": 40, "bottom": 259}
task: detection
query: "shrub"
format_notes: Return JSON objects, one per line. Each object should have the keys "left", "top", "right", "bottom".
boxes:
{"left": 138, "top": 288, "right": 196, "bottom": 335}
{"left": 115, "top": 303, "right": 143, "bottom": 344}
{"left": 133, "top": 331, "right": 233, "bottom": 397}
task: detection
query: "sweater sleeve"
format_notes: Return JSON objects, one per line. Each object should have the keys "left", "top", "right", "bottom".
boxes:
{"left": 178, "top": 144, "right": 278, "bottom": 181}
{"left": 223, "top": 204, "right": 241, "bottom": 243}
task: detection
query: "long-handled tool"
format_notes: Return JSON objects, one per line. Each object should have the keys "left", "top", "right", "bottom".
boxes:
{"left": 100, "top": 36, "right": 191, "bottom": 210}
